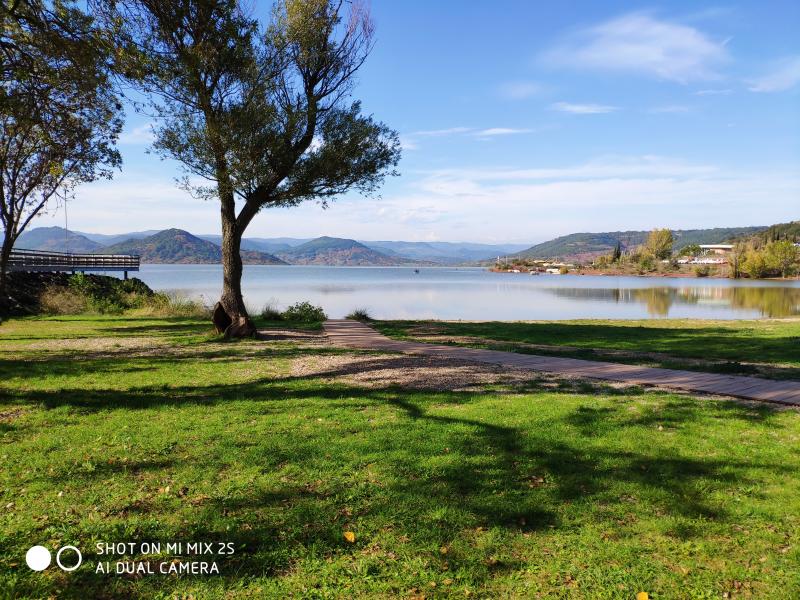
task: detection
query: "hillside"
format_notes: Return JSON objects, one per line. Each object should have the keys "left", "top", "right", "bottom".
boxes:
{"left": 16, "top": 227, "right": 103, "bottom": 253}
{"left": 363, "top": 240, "right": 530, "bottom": 264}
{"left": 101, "top": 229, "right": 287, "bottom": 264}
{"left": 198, "top": 234, "right": 309, "bottom": 255}
{"left": 737, "top": 220, "right": 800, "bottom": 245}
{"left": 277, "top": 236, "right": 403, "bottom": 266}
{"left": 513, "top": 226, "right": 767, "bottom": 261}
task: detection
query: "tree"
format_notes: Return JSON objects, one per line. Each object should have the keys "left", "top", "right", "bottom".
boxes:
{"left": 644, "top": 228, "right": 674, "bottom": 260}
{"left": 108, "top": 0, "right": 400, "bottom": 336}
{"left": 764, "top": 240, "right": 798, "bottom": 278}
{"left": 678, "top": 243, "right": 701, "bottom": 257}
{"left": 611, "top": 241, "right": 621, "bottom": 262}
{"left": 0, "top": 0, "right": 122, "bottom": 289}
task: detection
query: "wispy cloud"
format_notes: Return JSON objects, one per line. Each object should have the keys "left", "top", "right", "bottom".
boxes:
{"left": 694, "top": 88, "right": 732, "bottom": 96}
{"left": 119, "top": 123, "right": 155, "bottom": 145}
{"left": 551, "top": 102, "right": 618, "bottom": 114}
{"left": 398, "top": 137, "right": 418, "bottom": 151}
{"left": 404, "top": 126, "right": 536, "bottom": 147}
{"left": 411, "top": 127, "right": 472, "bottom": 137}
{"left": 497, "top": 81, "right": 543, "bottom": 100}
{"left": 474, "top": 128, "right": 535, "bottom": 137}
{"left": 748, "top": 56, "right": 800, "bottom": 92}
{"left": 542, "top": 12, "right": 729, "bottom": 83}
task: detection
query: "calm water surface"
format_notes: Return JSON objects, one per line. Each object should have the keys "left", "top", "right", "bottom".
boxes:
{"left": 136, "top": 265, "right": 800, "bottom": 320}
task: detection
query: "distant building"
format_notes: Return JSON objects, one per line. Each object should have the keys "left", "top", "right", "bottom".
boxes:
{"left": 699, "top": 244, "right": 734, "bottom": 255}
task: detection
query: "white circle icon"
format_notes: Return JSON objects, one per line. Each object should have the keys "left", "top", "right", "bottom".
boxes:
{"left": 56, "top": 546, "right": 82, "bottom": 572}
{"left": 26, "top": 546, "right": 51, "bottom": 571}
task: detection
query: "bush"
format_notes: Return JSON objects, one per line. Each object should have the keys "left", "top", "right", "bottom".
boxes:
{"left": 345, "top": 308, "right": 372, "bottom": 321}
{"left": 637, "top": 253, "right": 656, "bottom": 273}
{"left": 135, "top": 292, "right": 209, "bottom": 317}
{"left": 282, "top": 301, "right": 327, "bottom": 322}
{"left": 259, "top": 301, "right": 283, "bottom": 321}
{"left": 39, "top": 286, "right": 88, "bottom": 315}
{"left": 558, "top": 266, "right": 569, "bottom": 275}
{"left": 694, "top": 265, "right": 710, "bottom": 278}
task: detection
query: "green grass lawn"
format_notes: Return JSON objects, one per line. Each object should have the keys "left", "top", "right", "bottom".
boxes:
{"left": 1, "top": 316, "right": 799, "bottom": 598}
{"left": 374, "top": 318, "right": 800, "bottom": 380}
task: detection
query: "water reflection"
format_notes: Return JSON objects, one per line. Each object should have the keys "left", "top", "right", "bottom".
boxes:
{"left": 548, "top": 286, "right": 800, "bottom": 318}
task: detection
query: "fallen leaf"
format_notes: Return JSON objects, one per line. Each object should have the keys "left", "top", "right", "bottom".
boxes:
{"left": 343, "top": 531, "right": 355, "bottom": 543}
{"left": 636, "top": 593, "right": 649, "bottom": 600}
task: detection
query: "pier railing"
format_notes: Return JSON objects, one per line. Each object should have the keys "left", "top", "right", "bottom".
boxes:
{"left": 8, "top": 249, "right": 140, "bottom": 274}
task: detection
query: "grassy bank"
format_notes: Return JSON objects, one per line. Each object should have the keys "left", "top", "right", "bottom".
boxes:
{"left": 1, "top": 316, "right": 799, "bottom": 598}
{"left": 374, "top": 318, "right": 800, "bottom": 380}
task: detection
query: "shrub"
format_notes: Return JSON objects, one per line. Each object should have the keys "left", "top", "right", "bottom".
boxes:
{"left": 39, "top": 286, "right": 88, "bottom": 315}
{"left": 282, "top": 301, "right": 327, "bottom": 322}
{"left": 637, "top": 253, "right": 656, "bottom": 273}
{"left": 694, "top": 265, "right": 710, "bottom": 278}
{"left": 260, "top": 301, "right": 283, "bottom": 321}
{"left": 346, "top": 308, "right": 372, "bottom": 321}
{"left": 558, "top": 266, "right": 569, "bottom": 275}
{"left": 136, "top": 292, "right": 209, "bottom": 317}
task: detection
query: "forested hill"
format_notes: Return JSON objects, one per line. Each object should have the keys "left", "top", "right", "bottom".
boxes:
{"left": 513, "top": 226, "right": 767, "bottom": 261}
{"left": 276, "top": 236, "right": 404, "bottom": 266}
{"left": 101, "top": 229, "right": 287, "bottom": 264}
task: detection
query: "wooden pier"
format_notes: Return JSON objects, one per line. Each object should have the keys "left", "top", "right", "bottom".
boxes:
{"left": 9, "top": 249, "right": 140, "bottom": 279}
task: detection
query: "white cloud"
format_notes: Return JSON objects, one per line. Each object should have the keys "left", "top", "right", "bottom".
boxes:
{"left": 498, "top": 81, "right": 543, "bottom": 100}
{"left": 694, "top": 88, "right": 732, "bottom": 96}
{"left": 398, "top": 137, "right": 418, "bottom": 151}
{"left": 31, "top": 157, "right": 799, "bottom": 243}
{"left": 551, "top": 102, "right": 618, "bottom": 114}
{"left": 748, "top": 56, "right": 800, "bottom": 92}
{"left": 119, "top": 123, "right": 155, "bottom": 145}
{"left": 411, "top": 127, "right": 472, "bottom": 137}
{"left": 474, "top": 128, "right": 535, "bottom": 137}
{"left": 543, "top": 12, "right": 729, "bottom": 83}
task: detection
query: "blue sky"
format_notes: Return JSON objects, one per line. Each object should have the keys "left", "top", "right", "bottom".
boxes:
{"left": 38, "top": 1, "right": 800, "bottom": 243}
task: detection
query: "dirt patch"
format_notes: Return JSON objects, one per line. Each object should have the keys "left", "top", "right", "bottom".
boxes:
{"left": 292, "top": 351, "right": 592, "bottom": 392}
{"left": 0, "top": 408, "right": 27, "bottom": 423}
{"left": 258, "top": 328, "right": 326, "bottom": 345}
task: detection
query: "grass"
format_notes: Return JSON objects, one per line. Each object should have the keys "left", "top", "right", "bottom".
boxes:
{"left": 1, "top": 315, "right": 799, "bottom": 598}
{"left": 373, "top": 318, "right": 800, "bottom": 380}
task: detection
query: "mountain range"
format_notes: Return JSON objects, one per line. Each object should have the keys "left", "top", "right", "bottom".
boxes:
{"left": 15, "top": 224, "right": 780, "bottom": 265}
{"left": 16, "top": 227, "right": 525, "bottom": 265}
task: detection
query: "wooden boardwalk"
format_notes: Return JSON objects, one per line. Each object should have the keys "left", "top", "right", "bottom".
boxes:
{"left": 323, "top": 320, "right": 800, "bottom": 406}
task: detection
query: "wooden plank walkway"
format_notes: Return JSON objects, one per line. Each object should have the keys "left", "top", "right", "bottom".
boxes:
{"left": 323, "top": 320, "right": 800, "bottom": 406}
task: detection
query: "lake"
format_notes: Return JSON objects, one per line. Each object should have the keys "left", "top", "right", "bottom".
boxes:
{"left": 132, "top": 265, "right": 800, "bottom": 320}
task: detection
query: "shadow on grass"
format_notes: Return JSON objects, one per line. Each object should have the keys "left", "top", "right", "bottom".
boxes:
{"left": 375, "top": 320, "right": 800, "bottom": 376}
{"left": 1, "top": 347, "right": 793, "bottom": 597}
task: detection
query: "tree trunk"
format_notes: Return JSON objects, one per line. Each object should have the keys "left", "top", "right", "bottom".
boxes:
{"left": 0, "top": 228, "right": 15, "bottom": 295}
{"left": 214, "top": 210, "right": 256, "bottom": 338}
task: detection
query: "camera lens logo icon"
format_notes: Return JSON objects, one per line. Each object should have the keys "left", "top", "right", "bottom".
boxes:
{"left": 25, "top": 546, "right": 50, "bottom": 571}
{"left": 26, "top": 545, "right": 82, "bottom": 572}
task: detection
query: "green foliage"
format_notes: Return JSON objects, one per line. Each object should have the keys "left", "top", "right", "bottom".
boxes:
{"left": 281, "top": 301, "right": 327, "bottom": 322}
{"left": 637, "top": 253, "right": 656, "bottom": 273}
{"left": 346, "top": 307, "right": 372, "bottom": 321}
{"left": 259, "top": 301, "right": 284, "bottom": 320}
{"left": 1, "top": 0, "right": 122, "bottom": 279}
{"left": 679, "top": 243, "right": 702, "bottom": 256}
{"left": 694, "top": 265, "right": 711, "bottom": 278}
{"left": 645, "top": 228, "right": 674, "bottom": 260}
{"left": 764, "top": 240, "right": 799, "bottom": 277}
{"left": 740, "top": 240, "right": 799, "bottom": 279}
{"left": 611, "top": 241, "right": 622, "bottom": 262}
